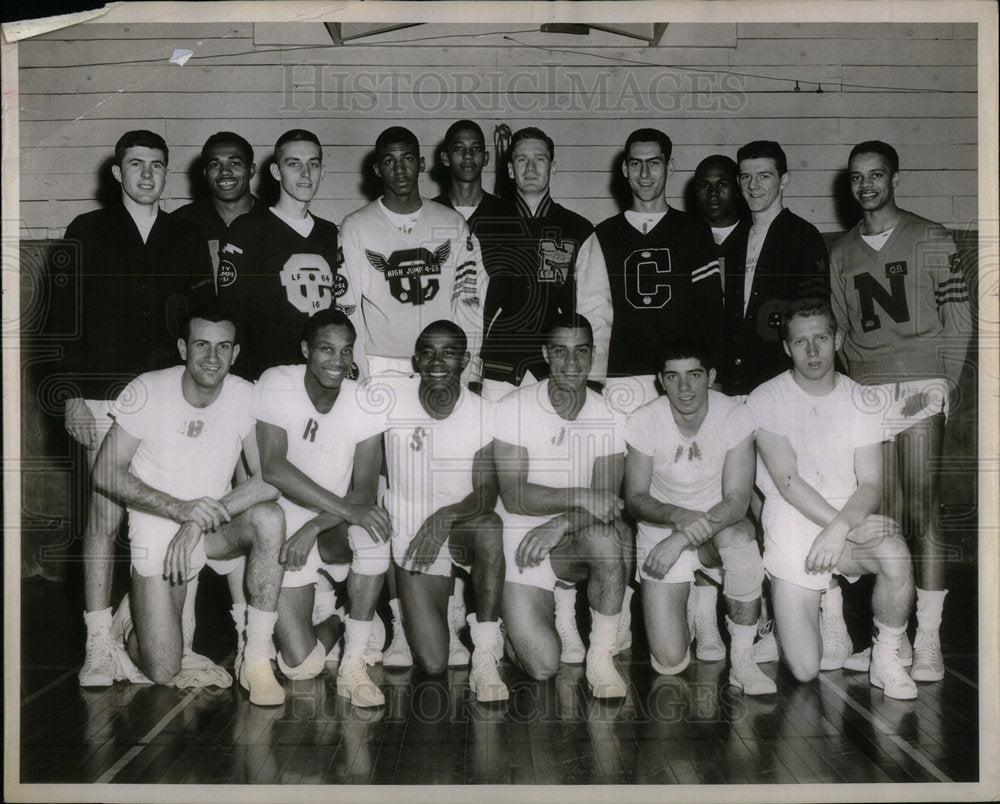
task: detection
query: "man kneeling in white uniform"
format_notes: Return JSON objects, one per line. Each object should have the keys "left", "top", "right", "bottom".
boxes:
{"left": 491, "top": 313, "right": 630, "bottom": 699}
{"left": 624, "top": 338, "right": 775, "bottom": 694}
{"left": 383, "top": 320, "right": 507, "bottom": 702}
{"left": 94, "top": 308, "right": 285, "bottom": 705}
{"left": 747, "top": 297, "right": 917, "bottom": 699}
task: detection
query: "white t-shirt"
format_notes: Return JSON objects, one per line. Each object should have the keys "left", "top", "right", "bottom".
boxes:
{"left": 747, "top": 371, "right": 884, "bottom": 507}
{"left": 710, "top": 221, "right": 739, "bottom": 246}
{"left": 383, "top": 378, "right": 493, "bottom": 532}
{"left": 252, "top": 365, "right": 388, "bottom": 522}
{"left": 269, "top": 206, "right": 315, "bottom": 238}
{"left": 625, "top": 390, "right": 754, "bottom": 512}
{"left": 624, "top": 209, "right": 668, "bottom": 235}
{"left": 489, "top": 380, "right": 625, "bottom": 494}
{"left": 111, "top": 365, "right": 253, "bottom": 524}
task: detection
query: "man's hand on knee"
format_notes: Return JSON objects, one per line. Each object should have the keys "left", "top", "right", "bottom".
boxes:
{"left": 405, "top": 512, "right": 454, "bottom": 571}
{"left": 163, "top": 521, "right": 203, "bottom": 585}
{"left": 280, "top": 525, "right": 319, "bottom": 570}
{"left": 805, "top": 522, "right": 849, "bottom": 574}
{"left": 515, "top": 519, "right": 565, "bottom": 570}
{"left": 847, "top": 514, "right": 900, "bottom": 545}
{"left": 642, "top": 534, "right": 687, "bottom": 580}
{"left": 177, "top": 497, "right": 232, "bottom": 532}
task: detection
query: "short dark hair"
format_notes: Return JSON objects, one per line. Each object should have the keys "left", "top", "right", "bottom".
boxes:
{"left": 442, "top": 120, "right": 485, "bottom": 151}
{"left": 274, "top": 129, "right": 322, "bottom": 160}
{"left": 201, "top": 131, "right": 254, "bottom": 165}
{"left": 415, "top": 319, "right": 468, "bottom": 353}
{"left": 546, "top": 312, "right": 593, "bottom": 346}
{"left": 376, "top": 126, "right": 420, "bottom": 154}
{"left": 180, "top": 304, "right": 236, "bottom": 343}
{"left": 737, "top": 140, "right": 787, "bottom": 176}
{"left": 302, "top": 308, "right": 356, "bottom": 347}
{"left": 694, "top": 154, "right": 738, "bottom": 181}
{"left": 849, "top": 140, "right": 900, "bottom": 174}
{"left": 625, "top": 128, "right": 672, "bottom": 162}
{"left": 779, "top": 297, "right": 837, "bottom": 341}
{"left": 656, "top": 338, "right": 713, "bottom": 373}
{"left": 114, "top": 130, "right": 168, "bottom": 167}
{"left": 510, "top": 127, "right": 554, "bottom": 160}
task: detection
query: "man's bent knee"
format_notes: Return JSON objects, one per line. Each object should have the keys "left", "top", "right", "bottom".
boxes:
{"left": 784, "top": 653, "right": 820, "bottom": 683}
{"left": 247, "top": 501, "right": 285, "bottom": 542}
{"left": 518, "top": 650, "right": 560, "bottom": 681}
{"left": 350, "top": 526, "right": 391, "bottom": 576}
{"left": 714, "top": 518, "right": 755, "bottom": 549}
{"left": 277, "top": 642, "right": 325, "bottom": 680}
{"left": 875, "top": 535, "right": 914, "bottom": 583}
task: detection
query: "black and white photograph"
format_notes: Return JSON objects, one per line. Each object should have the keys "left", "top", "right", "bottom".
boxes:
{"left": 3, "top": 2, "right": 997, "bottom": 801}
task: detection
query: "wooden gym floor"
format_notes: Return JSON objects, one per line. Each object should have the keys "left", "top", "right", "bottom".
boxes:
{"left": 13, "top": 536, "right": 981, "bottom": 795}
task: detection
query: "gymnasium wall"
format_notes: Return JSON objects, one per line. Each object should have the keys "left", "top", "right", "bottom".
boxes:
{"left": 16, "top": 21, "right": 978, "bottom": 239}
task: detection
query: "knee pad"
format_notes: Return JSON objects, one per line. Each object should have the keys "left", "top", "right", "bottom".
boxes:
{"left": 651, "top": 647, "right": 691, "bottom": 675}
{"left": 720, "top": 540, "right": 765, "bottom": 603}
{"left": 349, "top": 525, "right": 391, "bottom": 576}
{"left": 277, "top": 641, "right": 325, "bottom": 680}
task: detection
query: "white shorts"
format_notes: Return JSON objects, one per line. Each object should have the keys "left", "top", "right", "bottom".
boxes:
{"left": 761, "top": 502, "right": 858, "bottom": 592}
{"left": 279, "top": 503, "right": 391, "bottom": 588}
{"left": 391, "top": 518, "right": 471, "bottom": 578}
{"left": 603, "top": 376, "right": 661, "bottom": 416}
{"left": 84, "top": 399, "right": 116, "bottom": 449}
{"left": 129, "top": 512, "right": 245, "bottom": 579}
{"left": 862, "top": 378, "right": 950, "bottom": 438}
{"left": 501, "top": 510, "right": 560, "bottom": 591}
{"left": 635, "top": 524, "right": 722, "bottom": 586}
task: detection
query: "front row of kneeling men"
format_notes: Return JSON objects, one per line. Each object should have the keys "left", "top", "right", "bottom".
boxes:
{"left": 92, "top": 297, "right": 919, "bottom": 708}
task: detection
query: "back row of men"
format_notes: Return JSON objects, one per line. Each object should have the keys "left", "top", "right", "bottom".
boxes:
{"left": 58, "top": 122, "right": 970, "bottom": 707}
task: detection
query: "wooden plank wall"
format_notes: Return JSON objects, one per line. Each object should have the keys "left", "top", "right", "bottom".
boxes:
{"left": 17, "top": 21, "right": 978, "bottom": 239}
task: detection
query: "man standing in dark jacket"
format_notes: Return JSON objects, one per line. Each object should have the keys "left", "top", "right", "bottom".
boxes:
{"left": 478, "top": 127, "right": 612, "bottom": 401}
{"left": 57, "top": 129, "right": 213, "bottom": 687}
{"left": 720, "top": 140, "right": 829, "bottom": 396}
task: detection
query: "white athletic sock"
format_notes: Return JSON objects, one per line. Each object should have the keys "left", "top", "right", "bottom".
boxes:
{"left": 873, "top": 619, "right": 906, "bottom": 652}
{"left": 692, "top": 582, "right": 716, "bottom": 613}
{"left": 821, "top": 583, "right": 843, "bottom": 613}
{"left": 589, "top": 609, "right": 620, "bottom": 654}
{"left": 313, "top": 589, "right": 338, "bottom": 625}
{"left": 84, "top": 607, "right": 112, "bottom": 633}
{"left": 554, "top": 585, "right": 576, "bottom": 614}
{"left": 915, "top": 588, "right": 947, "bottom": 632}
{"left": 344, "top": 617, "right": 375, "bottom": 661}
{"left": 726, "top": 616, "right": 756, "bottom": 653}
{"left": 389, "top": 597, "right": 404, "bottom": 623}
{"left": 622, "top": 585, "right": 634, "bottom": 611}
{"left": 230, "top": 603, "right": 248, "bottom": 653}
{"left": 468, "top": 615, "right": 502, "bottom": 654}
{"left": 244, "top": 607, "right": 277, "bottom": 660}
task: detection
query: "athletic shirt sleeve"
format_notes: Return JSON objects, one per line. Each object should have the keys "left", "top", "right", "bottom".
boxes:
{"left": 251, "top": 367, "right": 289, "bottom": 429}
{"left": 745, "top": 377, "right": 787, "bottom": 437}
{"left": 718, "top": 396, "right": 755, "bottom": 450}
{"left": 624, "top": 404, "right": 655, "bottom": 456}
{"left": 487, "top": 391, "right": 519, "bottom": 446}
{"left": 450, "top": 224, "right": 487, "bottom": 385}
{"left": 109, "top": 372, "right": 160, "bottom": 441}
{"left": 229, "top": 377, "right": 256, "bottom": 440}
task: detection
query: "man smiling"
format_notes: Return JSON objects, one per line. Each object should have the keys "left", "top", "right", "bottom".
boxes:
{"left": 218, "top": 129, "right": 346, "bottom": 380}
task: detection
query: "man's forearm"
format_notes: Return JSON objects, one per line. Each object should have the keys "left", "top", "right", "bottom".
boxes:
{"left": 834, "top": 482, "right": 881, "bottom": 539}
{"left": 501, "top": 481, "right": 589, "bottom": 517}
{"left": 706, "top": 492, "right": 750, "bottom": 534}
{"left": 262, "top": 457, "right": 352, "bottom": 521}
{"left": 626, "top": 492, "right": 684, "bottom": 528}
{"left": 776, "top": 474, "right": 841, "bottom": 529}
{"left": 97, "top": 470, "right": 188, "bottom": 522}
{"left": 219, "top": 477, "right": 280, "bottom": 518}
